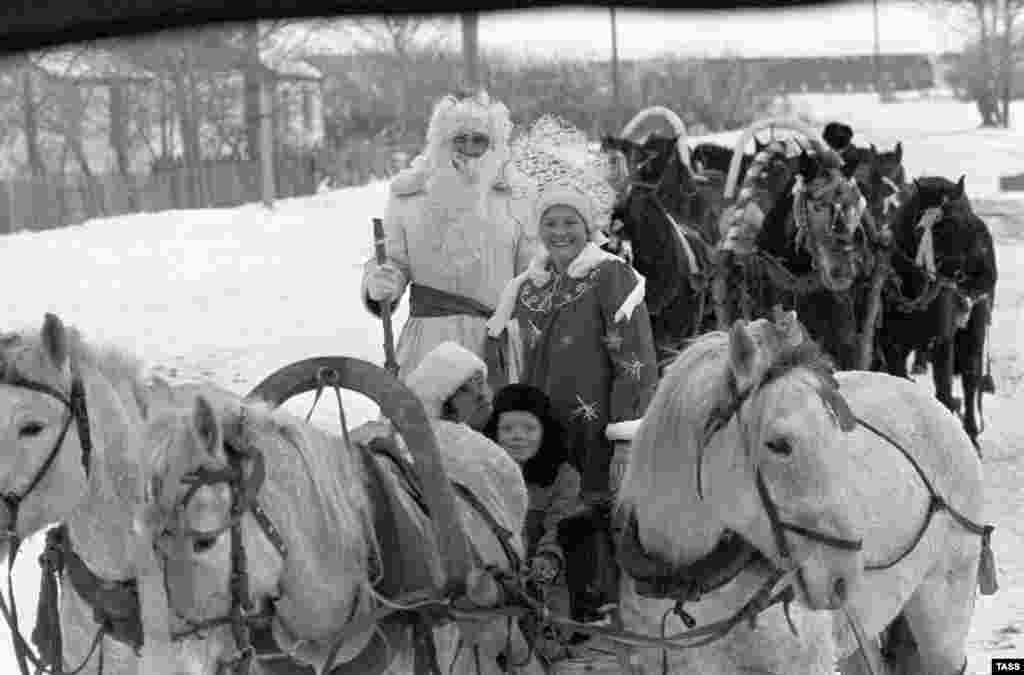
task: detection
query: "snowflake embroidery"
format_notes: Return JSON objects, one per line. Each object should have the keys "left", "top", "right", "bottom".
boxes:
{"left": 570, "top": 395, "right": 600, "bottom": 423}
{"left": 602, "top": 330, "right": 624, "bottom": 352}
{"left": 618, "top": 357, "right": 645, "bottom": 381}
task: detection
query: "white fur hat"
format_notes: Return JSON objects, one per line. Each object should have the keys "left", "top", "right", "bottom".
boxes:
{"left": 426, "top": 91, "right": 513, "bottom": 150}
{"left": 535, "top": 179, "right": 597, "bottom": 230}
{"left": 405, "top": 341, "right": 488, "bottom": 419}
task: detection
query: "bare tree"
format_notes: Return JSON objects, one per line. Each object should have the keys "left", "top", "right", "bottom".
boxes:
{"left": 344, "top": 16, "right": 454, "bottom": 60}
{"left": 922, "top": 0, "right": 1022, "bottom": 126}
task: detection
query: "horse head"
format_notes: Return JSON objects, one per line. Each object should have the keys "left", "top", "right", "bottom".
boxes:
{"left": 137, "top": 395, "right": 301, "bottom": 669}
{"left": 618, "top": 313, "right": 865, "bottom": 612}
{"left": 790, "top": 148, "right": 868, "bottom": 293}
{"left": 136, "top": 392, "right": 399, "bottom": 673}
{"left": 0, "top": 314, "right": 154, "bottom": 556}
{"left": 850, "top": 142, "right": 907, "bottom": 229}
{"left": 889, "top": 175, "right": 968, "bottom": 272}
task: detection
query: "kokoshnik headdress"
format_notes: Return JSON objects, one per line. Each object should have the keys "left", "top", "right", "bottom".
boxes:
{"left": 510, "top": 115, "right": 617, "bottom": 241}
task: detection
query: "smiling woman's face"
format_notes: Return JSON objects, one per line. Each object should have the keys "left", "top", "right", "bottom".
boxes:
{"left": 540, "top": 204, "right": 588, "bottom": 269}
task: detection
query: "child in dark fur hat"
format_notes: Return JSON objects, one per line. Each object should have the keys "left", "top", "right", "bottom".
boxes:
{"left": 484, "top": 384, "right": 580, "bottom": 586}
{"left": 484, "top": 384, "right": 586, "bottom": 658}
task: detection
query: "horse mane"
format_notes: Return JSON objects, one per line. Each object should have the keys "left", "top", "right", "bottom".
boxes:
{"left": 230, "top": 400, "right": 373, "bottom": 560}
{"left": 146, "top": 396, "right": 373, "bottom": 568}
{"left": 0, "top": 322, "right": 151, "bottom": 415}
{"left": 616, "top": 331, "right": 734, "bottom": 561}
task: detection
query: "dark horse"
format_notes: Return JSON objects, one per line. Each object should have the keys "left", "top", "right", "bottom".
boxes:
{"left": 877, "top": 175, "right": 997, "bottom": 452}
{"left": 600, "top": 133, "right": 721, "bottom": 367}
{"left": 715, "top": 140, "right": 874, "bottom": 369}
{"left": 847, "top": 142, "right": 908, "bottom": 232}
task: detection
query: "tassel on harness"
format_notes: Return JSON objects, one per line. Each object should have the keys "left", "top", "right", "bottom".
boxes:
{"left": 32, "top": 526, "right": 66, "bottom": 671}
{"left": 978, "top": 525, "right": 998, "bottom": 596}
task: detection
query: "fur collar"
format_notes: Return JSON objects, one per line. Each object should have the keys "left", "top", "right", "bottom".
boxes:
{"left": 487, "top": 243, "right": 646, "bottom": 337}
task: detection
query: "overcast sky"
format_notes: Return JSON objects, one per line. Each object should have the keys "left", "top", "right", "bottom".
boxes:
{"left": 476, "top": 2, "right": 966, "bottom": 60}
{"left": 296, "top": 1, "right": 969, "bottom": 61}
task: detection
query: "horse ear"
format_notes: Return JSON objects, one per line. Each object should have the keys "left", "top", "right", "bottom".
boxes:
{"left": 956, "top": 174, "right": 966, "bottom": 197}
{"left": 41, "top": 313, "right": 68, "bottom": 370}
{"left": 870, "top": 143, "right": 878, "bottom": 156}
{"left": 728, "top": 320, "right": 760, "bottom": 389}
{"left": 894, "top": 142, "right": 903, "bottom": 161}
{"left": 191, "top": 395, "right": 222, "bottom": 459}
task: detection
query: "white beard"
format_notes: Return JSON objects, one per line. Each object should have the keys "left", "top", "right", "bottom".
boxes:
{"left": 419, "top": 148, "right": 506, "bottom": 271}
{"left": 424, "top": 147, "right": 503, "bottom": 222}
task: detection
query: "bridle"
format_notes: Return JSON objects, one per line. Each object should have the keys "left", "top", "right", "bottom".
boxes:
{"left": 696, "top": 366, "right": 864, "bottom": 572}
{"left": 0, "top": 355, "right": 95, "bottom": 675}
{"left": 0, "top": 358, "right": 94, "bottom": 540}
{"left": 147, "top": 409, "right": 287, "bottom": 675}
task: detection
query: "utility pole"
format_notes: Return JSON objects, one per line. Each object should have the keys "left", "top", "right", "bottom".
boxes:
{"left": 260, "top": 76, "right": 276, "bottom": 208}
{"left": 462, "top": 12, "right": 480, "bottom": 91}
{"left": 611, "top": 8, "right": 621, "bottom": 130}
{"left": 872, "top": 0, "right": 884, "bottom": 101}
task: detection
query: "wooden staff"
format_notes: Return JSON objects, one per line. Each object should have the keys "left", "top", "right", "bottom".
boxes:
{"left": 373, "top": 218, "right": 399, "bottom": 378}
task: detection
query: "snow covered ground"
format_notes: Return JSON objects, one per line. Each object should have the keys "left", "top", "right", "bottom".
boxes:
{"left": 1, "top": 91, "right": 1022, "bottom": 673}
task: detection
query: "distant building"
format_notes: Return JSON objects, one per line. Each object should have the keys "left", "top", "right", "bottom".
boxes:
{"left": 695, "top": 53, "right": 936, "bottom": 94}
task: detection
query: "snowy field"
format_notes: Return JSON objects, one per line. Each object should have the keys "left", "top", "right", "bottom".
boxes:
{"left": 1, "top": 91, "right": 1022, "bottom": 673}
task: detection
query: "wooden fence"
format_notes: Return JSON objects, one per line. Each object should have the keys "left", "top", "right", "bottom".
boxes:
{"left": 0, "top": 141, "right": 416, "bottom": 235}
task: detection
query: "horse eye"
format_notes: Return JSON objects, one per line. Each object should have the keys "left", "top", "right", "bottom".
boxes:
{"left": 18, "top": 422, "right": 45, "bottom": 438}
{"left": 765, "top": 438, "right": 792, "bottom": 456}
{"left": 193, "top": 536, "right": 219, "bottom": 554}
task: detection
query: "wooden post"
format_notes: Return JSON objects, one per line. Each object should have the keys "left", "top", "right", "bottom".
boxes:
{"left": 260, "top": 77, "right": 275, "bottom": 208}
{"left": 872, "top": 0, "right": 883, "bottom": 101}
{"left": 610, "top": 8, "right": 621, "bottom": 130}
{"left": 462, "top": 12, "right": 480, "bottom": 90}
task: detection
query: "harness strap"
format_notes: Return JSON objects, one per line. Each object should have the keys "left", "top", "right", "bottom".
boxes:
{"left": 854, "top": 416, "right": 993, "bottom": 574}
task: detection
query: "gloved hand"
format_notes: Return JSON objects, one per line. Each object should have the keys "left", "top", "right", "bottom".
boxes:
{"left": 366, "top": 262, "right": 403, "bottom": 303}
{"left": 529, "top": 553, "right": 561, "bottom": 584}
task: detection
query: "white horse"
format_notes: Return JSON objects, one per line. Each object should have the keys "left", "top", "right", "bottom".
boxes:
{"left": 616, "top": 313, "right": 993, "bottom": 675}
{"left": 133, "top": 381, "right": 548, "bottom": 675}
{"left": 0, "top": 313, "right": 225, "bottom": 675}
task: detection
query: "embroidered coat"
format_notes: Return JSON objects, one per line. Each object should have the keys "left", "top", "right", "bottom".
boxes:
{"left": 492, "top": 245, "right": 658, "bottom": 499}
{"left": 361, "top": 161, "right": 539, "bottom": 381}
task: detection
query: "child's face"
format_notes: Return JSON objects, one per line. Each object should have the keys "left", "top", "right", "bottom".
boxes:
{"left": 496, "top": 410, "right": 544, "bottom": 463}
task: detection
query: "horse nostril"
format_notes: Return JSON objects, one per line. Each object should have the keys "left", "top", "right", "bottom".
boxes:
{"left": 833, "top": 576, "right": 847, "bottom": 604}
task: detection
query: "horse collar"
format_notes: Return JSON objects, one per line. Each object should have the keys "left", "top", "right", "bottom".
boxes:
{"left": 616, "top": 509, "right": 763, "bottom": 608}
{"left": 31, "top": 523, "right": 144, "bottom": 666}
